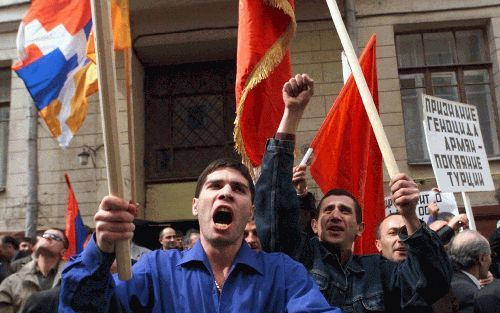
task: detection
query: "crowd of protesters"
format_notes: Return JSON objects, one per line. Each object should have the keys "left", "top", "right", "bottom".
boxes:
{"left": 0, "top": 74, "right": 498, "bottom": 312}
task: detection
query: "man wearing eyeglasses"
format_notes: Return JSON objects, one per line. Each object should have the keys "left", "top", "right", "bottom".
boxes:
{"left": 0, "top": 228, "right": 68, "bottom": 313}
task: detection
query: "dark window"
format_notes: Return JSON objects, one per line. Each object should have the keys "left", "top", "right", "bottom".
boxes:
{"left": 144, "top": 61, "right": 238, "bottom": 182}
{"left": 396, "top": 28, "right": 499, "bottom": 163}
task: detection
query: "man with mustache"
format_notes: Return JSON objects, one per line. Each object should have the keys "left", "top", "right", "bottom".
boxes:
{"left": 59, "top": 74, "right": 340, "bottom": 313}
{"left": 254, "top": 75, "right": 452, "bottom": 312}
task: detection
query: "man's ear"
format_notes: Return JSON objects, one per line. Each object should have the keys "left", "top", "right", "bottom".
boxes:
{"left": 357, "top": 222, "right": 365, "bottom": 237}
{"left": 192, "top": 198, "right": 199, "bottom": 216}
{"left": 375, "top": 239, "right": 382, "bottom": 253}
{"left": 311, "top": 219, "right": 319, "bottom": 235}
{"left": 60, "top": 248, "right": 67, "bottom": 259}
{"left": 479, "top": 253, "right": 489, "bottom": 266}
{"left": 249, "top": 205, "right": 255, "bottom": 221}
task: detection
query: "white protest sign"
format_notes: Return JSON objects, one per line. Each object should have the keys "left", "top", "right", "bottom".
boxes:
{"left": 384, "top": 191, "right": 459, "bottom": 223}
{"left": 422, "top": 94, "right": 494, "bottom": 192}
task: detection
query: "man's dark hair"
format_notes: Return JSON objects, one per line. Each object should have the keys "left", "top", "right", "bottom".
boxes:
{"left": 437, "top": 212, "right": 455, "bottom": 222}
{"left": 375, "top": 213, "right": 401, "bottom": 240}
{"left": 46, "top": 228, "right": 69, "bottom": 249}
{"left": 195, "top": 158, "right": 255, "bottom": 201}
{"left": 19, "top": 237, "right": 35, "bottom": 245}
{"left": 183, "top": 228, "right": 200, "bottom": 247}
{"left": 1, "top": 236, "right": 19, "bottom": 250}
{"left": 185, "top": 228, "right": 200, "bottom": 237}
{"left": 449, "top": 230, "right": 490, "bottom": 270}
{"left": 315, "top": 189, "right": 363, "bottom": 224}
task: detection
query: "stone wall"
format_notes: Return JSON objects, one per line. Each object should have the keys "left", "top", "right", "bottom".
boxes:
{"left": 0, "top": 0, "right": 499, "bottom": 233}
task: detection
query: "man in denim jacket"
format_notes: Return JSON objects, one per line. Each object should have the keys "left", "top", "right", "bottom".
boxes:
{"left": 255, "top": 74, "right": 452, "bottom": 313}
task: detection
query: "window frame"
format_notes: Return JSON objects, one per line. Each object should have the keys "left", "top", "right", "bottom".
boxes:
{"left": 396, "top": 26, "right": 500, "bottom": 164}
{"left": 144, "top": 60, "right": 238, "bottom": 183}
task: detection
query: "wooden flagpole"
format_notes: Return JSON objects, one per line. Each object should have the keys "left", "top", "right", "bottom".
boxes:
{"left": 90, "top": 0, "right": 131, "bottom": 280}
{"left": 324, "top": 0, "right": 399, "bottom": 178}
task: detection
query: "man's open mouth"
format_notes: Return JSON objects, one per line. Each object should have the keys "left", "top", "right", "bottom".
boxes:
{"left": 213, "top": 209, "right": 233, "bottom": 230}
{"left": 327, "top": 225, "right": 344, "bottom": 232}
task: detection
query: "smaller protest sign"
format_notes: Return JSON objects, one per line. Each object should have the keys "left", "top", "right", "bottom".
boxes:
{"left": 385, "top": 190, "right": 459, "bottom": 223}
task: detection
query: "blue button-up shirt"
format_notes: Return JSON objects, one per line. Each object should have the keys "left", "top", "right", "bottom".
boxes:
{"left": 60, "top": 236, "right": 340, "bottom": 313}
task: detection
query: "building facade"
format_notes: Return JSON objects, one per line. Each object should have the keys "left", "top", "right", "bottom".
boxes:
{"left": 0, "top": 0, "right": 499, "bottom": 237}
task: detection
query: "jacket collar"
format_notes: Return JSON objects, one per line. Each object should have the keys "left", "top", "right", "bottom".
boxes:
{"left": 318, "top": 239, "right": 365, "bottom": 274}
{"left": 459, "top": 270, "right": 481, "bottom": 289}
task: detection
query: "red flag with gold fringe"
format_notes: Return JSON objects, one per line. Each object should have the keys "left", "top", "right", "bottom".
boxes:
{"left": 234, "top": 0, "right": 296, "bottom": 168}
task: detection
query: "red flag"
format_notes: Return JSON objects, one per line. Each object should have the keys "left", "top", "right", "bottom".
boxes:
{"left": 310, "top": 35, "right": 384, "bottom": 255}
{"left": 64, "top": 173, "right": 87, "bottom": 259}
{"left": 234, "top": 0, "right": 296, "bottom": 168}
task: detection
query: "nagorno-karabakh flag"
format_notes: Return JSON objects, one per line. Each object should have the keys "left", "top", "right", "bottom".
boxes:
{"left": 13, "top": 0, "right": 98, "bottom": 148}
{"left": 64, "top": 173, "right": 87, "bottom": 259}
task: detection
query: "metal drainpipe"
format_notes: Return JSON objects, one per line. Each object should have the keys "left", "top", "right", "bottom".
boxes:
{"left": 344, "top": 0, "right": 359, "bottom": 55}
{"left": 25, "top": 103, "right": 38, "bottom": 239}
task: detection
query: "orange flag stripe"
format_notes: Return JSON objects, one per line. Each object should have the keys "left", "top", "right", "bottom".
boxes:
{"left": 87, "top": 0, "right": 131, "bottom": 63}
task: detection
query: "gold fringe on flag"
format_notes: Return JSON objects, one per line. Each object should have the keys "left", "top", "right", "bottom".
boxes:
{"left": 233, "top": 0, "right": 296, "bottom": 177}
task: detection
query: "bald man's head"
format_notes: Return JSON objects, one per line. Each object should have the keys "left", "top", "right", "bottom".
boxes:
{"left": 449, "top": 230, "right": 491, "bottom": 279}
{"left": 159, "top": 227, "right": 178, "bottom": 250}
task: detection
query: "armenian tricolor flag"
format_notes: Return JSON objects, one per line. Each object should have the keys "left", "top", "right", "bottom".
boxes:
{"left": 64, "top": 173, "right": 87, "bottom": 259}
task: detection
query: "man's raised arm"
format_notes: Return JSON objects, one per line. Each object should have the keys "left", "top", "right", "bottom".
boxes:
{"left": 254, "top": 74, "right": 314, "bottom": 255}
{"left": 385, "top": 174, "right": 453, "bottom": 310}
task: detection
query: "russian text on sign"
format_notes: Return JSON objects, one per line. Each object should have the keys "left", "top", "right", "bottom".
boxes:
{"left": 422, "top": 94, "right": 494, "bottom": 192}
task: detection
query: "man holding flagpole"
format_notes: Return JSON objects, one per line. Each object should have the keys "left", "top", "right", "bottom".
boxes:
{"left": 255, "top": 74, "right": 452, "bottom": 313}
{"left": 58, "top": 74, "right": 340, "bottom": 313}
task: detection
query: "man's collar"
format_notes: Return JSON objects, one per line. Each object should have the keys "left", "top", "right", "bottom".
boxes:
{"left": 318, "top": 240, "right": 364, "bottom": 273}
{"left": 177, "top": 240, "right": 264, "bottom": 275}
{"left": 345, "top": 256, "right": 364, "bottom": 273}
{"left": 34, "top": 258, "right": 61, "bottom": 276}
{"left": 460, "top": 270, "right": 481, "bottom": 289}
{"left": 35, "top": 264, "right": 57, "bottom": 276}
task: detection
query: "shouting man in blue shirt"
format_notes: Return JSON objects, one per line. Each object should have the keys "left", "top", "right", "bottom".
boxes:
{"left": 59, "top": 74, "right": 339, "bottom": 313}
